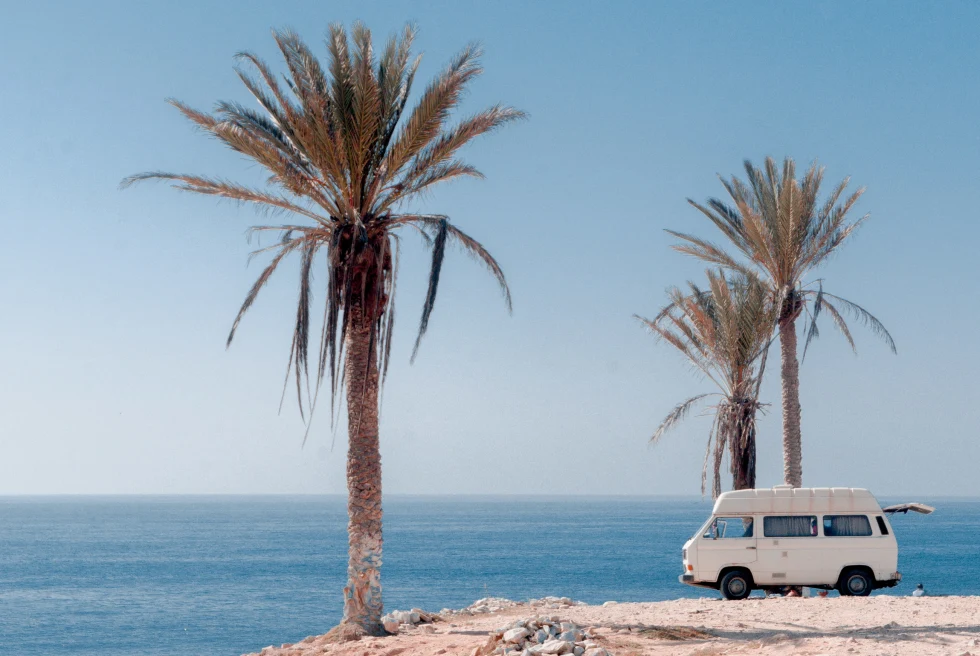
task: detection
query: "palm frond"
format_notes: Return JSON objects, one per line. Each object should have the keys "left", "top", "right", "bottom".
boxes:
{"left": 820, "top": 291, "right": 897, "bottom": 354}
{"left": 650, "top": 394, "right": 711, "bottom": 444}
{"left": 410, "top": 217, "right": 448, "bottom": 362}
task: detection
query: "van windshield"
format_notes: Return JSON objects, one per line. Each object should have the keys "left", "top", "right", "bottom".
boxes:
{"left": 703, "top": 516, "right": 754, "bottom": 539}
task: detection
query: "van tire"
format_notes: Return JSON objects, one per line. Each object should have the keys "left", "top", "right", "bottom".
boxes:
{"left": 720, "top": 569, "right": 753, "bottom": 600}
{"left": 838, "top": 568, "right": 874, "bottom": 596}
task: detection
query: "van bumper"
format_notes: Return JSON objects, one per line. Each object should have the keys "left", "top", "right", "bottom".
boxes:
{"left": 678, "top": 574, "right": 716, "bottom": 590}
{"left": 877, "top": 571, "right": 902, "bottom": 589}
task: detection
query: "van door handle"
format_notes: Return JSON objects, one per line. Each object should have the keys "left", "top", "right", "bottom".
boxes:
{"left": 745, "top": 546, "right": 756, "bottom": 550}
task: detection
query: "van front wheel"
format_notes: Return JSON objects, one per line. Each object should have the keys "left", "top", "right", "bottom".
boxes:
{"left": 838, "top": 568, "right": 873, "bottom": 597}
{"left": 720, "top": 570, "right": 753, "bottom": 600}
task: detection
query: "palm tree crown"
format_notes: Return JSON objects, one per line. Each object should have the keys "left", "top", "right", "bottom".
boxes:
{"left": 124, "top": 23, "right": 523, "bottom": 418}
{"left": 638, "top": 270, "right": 776, "bottom": 497}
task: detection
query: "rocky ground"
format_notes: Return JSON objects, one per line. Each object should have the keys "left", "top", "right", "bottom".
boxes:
{"left": 243, "top": 595, "right": 980, "bottom": 656}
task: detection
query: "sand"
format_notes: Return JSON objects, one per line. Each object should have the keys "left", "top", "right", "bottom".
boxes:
{"left": 243, "top": 596, "right": 980, "bottom": 656}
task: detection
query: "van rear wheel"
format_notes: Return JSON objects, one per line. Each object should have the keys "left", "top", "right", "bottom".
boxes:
{"left": 720, "top": 570, "right": 752, "bottom": 600}
{"left": 838, "top": 568, "right": 873, "bottom": 596}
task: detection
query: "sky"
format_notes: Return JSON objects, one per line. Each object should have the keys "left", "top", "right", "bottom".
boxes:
{"left": 1, "top": 1, "right": 978, "bottom": 497}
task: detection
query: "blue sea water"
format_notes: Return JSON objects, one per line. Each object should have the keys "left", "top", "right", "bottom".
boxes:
{"left": 0, "top": 496, "right": 976, "bottom": 656}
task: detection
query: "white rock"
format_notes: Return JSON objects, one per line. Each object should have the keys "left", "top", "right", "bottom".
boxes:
{"left": 418, "top": 624, "right": 435, "bottom": 634}
{"left": 390, "top": 610, "right": 414, "bottom": 624}
{"left": 535, "top": 640, "right": 573, "bottom": 654}
{"left": 582, "top": 650, "right": 611, "bottom": 656}
{"left": 504, "top": 628, "right": 530, "bottom": 644}
{"left": 601, "top": 601, "right": 617, "bottom": 607}
{"left": 381, "top": 615, "right": 400, "bottom": 634}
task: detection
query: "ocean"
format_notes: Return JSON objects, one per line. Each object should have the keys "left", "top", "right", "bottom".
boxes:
{"left": 1, "top": 496, "right": 976, "bottom": 655}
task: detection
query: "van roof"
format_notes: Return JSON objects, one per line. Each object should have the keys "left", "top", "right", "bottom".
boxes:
{"left": 712, "top": 486, "right": 883, "bottom": 515}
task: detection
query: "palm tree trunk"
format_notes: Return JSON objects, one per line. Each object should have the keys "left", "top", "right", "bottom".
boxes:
{"left": 730, "top": 402, "right": 757, "bottom": 490}
{"left": 340, "top": 303, "right": 384, "bottom": 636}
{"left": 779, "top": 315, "right": 803, "bottom": 488}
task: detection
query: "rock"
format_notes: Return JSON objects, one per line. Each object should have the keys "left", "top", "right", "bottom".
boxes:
{"left": 381, "top": 615, "right": 400, "bottom": 634}
{"left": 533, "top": 639, "right": 573, "bottom": 654}
{"left": 583, "top": 650, "right": 611, "bottom": 656}
{"left": 573, "top": 648, "right": 584, "bottom": 656}
{"left": 559, "top": 623, "right": 577, "bottom": 632}
{"left": 601, "top": 601, "right": 617, "bottom": 607}
{"left": 559, "top": 630, "right": 584, "bottom": 642}
{"left": 389, "top": 610, "right": 415, "bottom": 624}
{"left": 535, "top": 629, "right": 550, "bottom": 643}
{"left": 504, "top": 628, "right": 530, "bottom": 644}
{"left": 418, "top": 624, "right": 436, "bottom": 634}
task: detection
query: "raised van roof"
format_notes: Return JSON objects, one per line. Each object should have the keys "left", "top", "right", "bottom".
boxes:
{"left": 712, "top": 486, "right": 883, "bottom": 515}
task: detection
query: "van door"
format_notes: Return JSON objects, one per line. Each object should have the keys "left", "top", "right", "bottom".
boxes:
{"left": 696, "top": 515, "right": 757, "bottom": 583}
{"left": 756, "top": 514, "right": 821, "bottom": 585}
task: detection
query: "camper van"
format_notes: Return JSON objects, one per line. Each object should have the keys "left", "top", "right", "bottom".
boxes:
{"left": 679, "top": 486, "right": 930, "bottom": 600}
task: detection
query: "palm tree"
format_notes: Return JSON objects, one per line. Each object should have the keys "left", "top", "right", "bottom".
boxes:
{"left": 668, "top": 157, "right": 895, "bottom": 488}
{"left": 638, "top": 270, "right": 776, "bottom": 497}
{"left": 123, "top": 23, "right": 523, "bottom": 639}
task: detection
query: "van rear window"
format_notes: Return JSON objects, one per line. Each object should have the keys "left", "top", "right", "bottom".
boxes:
{"left": 763, "top": 515, "right": 818, "bottom": 537}
{"left": 824, "top": 515, "right": 872, "bottom": 536}
{"left": 876, "top": 516, "right": 889, "bottom": 535}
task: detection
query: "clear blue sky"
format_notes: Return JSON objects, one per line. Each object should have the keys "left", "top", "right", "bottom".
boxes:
{"left": 1, "top": 1, "right": 978, "bottom": 496}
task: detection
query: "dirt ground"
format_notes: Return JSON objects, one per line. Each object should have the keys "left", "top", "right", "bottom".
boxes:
{"left": 243, "top": 596, "right": 980, "bottom": 656}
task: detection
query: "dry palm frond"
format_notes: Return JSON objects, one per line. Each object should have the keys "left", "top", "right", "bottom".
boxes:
{"left": 124, "top": 23, "right": 524, "bottom": 429}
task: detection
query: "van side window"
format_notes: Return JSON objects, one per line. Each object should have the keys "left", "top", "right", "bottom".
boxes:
{"left": 703, "top": 516, "right": 754, "bottom": 539}
{"left": 763, "top": 515, "right": 817, "bottom": 537}
{"left": 876, "top": 516, "right": 889, "bottom": 536}
{"left": 823, "top": 515, "right": 872, "bottom": 536}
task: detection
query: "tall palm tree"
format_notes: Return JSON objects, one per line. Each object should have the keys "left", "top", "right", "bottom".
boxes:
{"left": 638, "top": 270, "right": 776, "bottom": 497}
{"left": 123, "top": 23, "right": 523, "bottom": 639}
{"left": 668, "top": 157, "right": 895, "bottom": 488}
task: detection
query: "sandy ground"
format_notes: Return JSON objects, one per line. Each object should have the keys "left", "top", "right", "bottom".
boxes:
{"left": 243, "top": 596, "right": 980, "bottom": 656}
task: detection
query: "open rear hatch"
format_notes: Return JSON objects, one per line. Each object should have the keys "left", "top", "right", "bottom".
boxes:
{"left": 883, "top": 503, "right": 935, "bottom": 515}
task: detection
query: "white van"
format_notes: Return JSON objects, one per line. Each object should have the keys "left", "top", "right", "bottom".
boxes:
{"left": 679, "top": 486, "right": 931, "bottom": 599}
